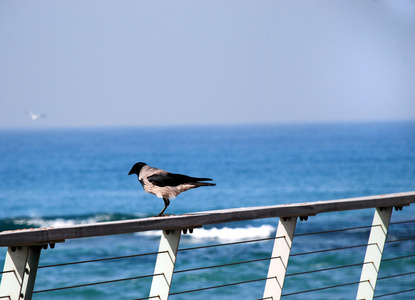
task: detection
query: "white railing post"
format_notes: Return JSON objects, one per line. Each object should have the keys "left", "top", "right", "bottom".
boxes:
{"left": 356, "top": 207, "right": 392, "bottom": 300}
{"left": 263, "top": 216, "right": 298, "bottom": 300}
{"left": 0, "top": 246, "right": 42, "bottom": 300}
{"left": 149, "top": 229, "right": 181, "bottom": 300}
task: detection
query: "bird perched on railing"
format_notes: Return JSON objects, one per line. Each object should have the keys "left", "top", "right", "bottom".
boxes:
{"left": 128, "top": 162, "right": 216, "bottom": 216}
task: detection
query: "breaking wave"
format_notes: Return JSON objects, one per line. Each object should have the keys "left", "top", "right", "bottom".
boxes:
{"left": 0, "top": 213, "right": 142, "bottom": 231}
{"left": 0, "top": 214, "right": 276, "bottom": 242}
{"left": 137, "top": 224, "right": 276, "bottom": 242}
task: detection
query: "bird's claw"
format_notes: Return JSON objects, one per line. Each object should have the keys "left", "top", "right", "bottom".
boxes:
{"left": 152, "top": 213, "right": 170, "bottom": 217}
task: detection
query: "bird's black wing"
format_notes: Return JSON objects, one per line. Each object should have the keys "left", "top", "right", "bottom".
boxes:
{"left": 147, "top": 173, "right": 212, "bottom": 187}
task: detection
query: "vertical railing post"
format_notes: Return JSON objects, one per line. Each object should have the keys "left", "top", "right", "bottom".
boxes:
{"left": 0, "top": 246, "right": 41, "bottom": 300}
{"left": 263, "top": 216, "right": 298, "bottom": 300}
{"left": 149, "top": 229, "right": 181, "bottom": 300}
{"left": 356, "top": 207, "right": 392, "bottom": 300}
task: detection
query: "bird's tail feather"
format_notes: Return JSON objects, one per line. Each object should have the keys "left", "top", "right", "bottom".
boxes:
{"left": 192, "top": 177, "right": 213, "bottom": 182}
{"left": 195, "top": 182, "right": 216, "bottom": 187}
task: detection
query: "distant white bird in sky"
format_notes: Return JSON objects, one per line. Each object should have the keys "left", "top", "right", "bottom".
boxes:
{"left": 26, "top": 111, "right": 47, "bottom": 120}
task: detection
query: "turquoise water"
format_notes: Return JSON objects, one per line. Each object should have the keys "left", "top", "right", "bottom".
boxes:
{"left": 1, "top": 122, "right": 415, "bottom": 299}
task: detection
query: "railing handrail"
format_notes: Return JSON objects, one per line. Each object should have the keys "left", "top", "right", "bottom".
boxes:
{"left": 1, "top": 191, "right": 414, "bottom": 247}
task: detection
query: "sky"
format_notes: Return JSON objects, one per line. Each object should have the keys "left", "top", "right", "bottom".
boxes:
{"left": 1, "top": 0, "right": 415, "bottom": 128}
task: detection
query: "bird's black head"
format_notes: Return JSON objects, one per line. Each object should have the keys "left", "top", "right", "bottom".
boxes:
{"left": 128, "top": 162, "right": 147, "bottom": 175}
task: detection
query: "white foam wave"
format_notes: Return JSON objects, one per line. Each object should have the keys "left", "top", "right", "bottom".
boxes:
{"left": 12, "top": 214, "right": 118, "bottom": 229}
{"left": 191, "top": 225, "right": 275, "bottom": 241}
{"left": 13, "top": 218, "right": 77, "bottom": 228}
{"left": 137, "top": 225, "right": 276, "bottom": 242}
{"left": 11, "top": 216, "right": 276, "bottom": 242}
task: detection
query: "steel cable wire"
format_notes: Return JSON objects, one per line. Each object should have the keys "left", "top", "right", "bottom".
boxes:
{"left": 132, "top": 296, "right": 161, "bottom": 300}
{"left": 24, "top": 218, "right": 415, "bottom": 297}
{"left": 385, "top": 236, "right": 415, "bottom": 244}
{"left": 389, "top": 219, "right": 415, "bottom": 225}
{"left": 281, "top": 280, "right": 368, "bottom": 297}
{"left": 378, "top": 271, "right": 415, "bottom": 281}
{"left": 382, "top": 253, "right": 415, "bottom": 262}
{"left": 294, "top": 224, "right": 374, "bottom": 237}
{"left": 33, "top": 273, "right": 164, "bottom": 294}
{"left": 172, "top": 226, "right": 379, "bottom": 297}
{"left": 38, "top": 251, "right": 166, "bottom": 269}
{"left": 291, "top": 242, "right": 373, "bottom": 257}
{"left": 174, "top": 256, "right": 277, "bottom": 274}
{"left": 169, "top": 276, "right": 271, "bottom": 296}
{"left": 293, "top": 218, "right": 415, "bottom": 239}
{"left": 178, "top": 236, "right": 282, "bottom": 252}
{"left": 374, "top": 288, "right": 415, "bottom": 298}
{"left": 286, "top": 262, "right": 368, "bottom": 277}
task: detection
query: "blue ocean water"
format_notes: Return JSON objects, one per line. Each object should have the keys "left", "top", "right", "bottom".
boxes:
{"left": 1, "top": 122, "right": 415, "bottom": 299}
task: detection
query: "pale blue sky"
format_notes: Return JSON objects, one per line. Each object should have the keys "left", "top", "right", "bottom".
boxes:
{"left": 1, "top": 0, "right": 414, "bottom": 128}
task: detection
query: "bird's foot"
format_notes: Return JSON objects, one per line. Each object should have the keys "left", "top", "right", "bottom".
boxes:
{"left": 152, "top": 213, "right": 171, "bottom": 217}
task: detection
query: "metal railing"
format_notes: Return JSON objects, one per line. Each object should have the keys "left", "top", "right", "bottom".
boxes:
{"left": 0, "top": 191, "right": 414, "bottom": 300}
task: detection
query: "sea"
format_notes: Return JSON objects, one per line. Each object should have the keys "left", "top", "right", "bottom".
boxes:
{"left": 0, "top": 121, "right": 414, "bottom": 299}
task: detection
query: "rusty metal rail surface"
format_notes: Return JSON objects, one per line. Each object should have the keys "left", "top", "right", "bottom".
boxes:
{"left": 1, "top": 191, "right": 415, "bottom": 300}
{"left": 0, "top": 191, "right": 414, "bottom": 247}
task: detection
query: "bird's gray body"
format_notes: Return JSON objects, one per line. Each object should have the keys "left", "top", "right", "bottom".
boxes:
{"left": 128, "top": 162, "right": 215, "bottom": 215}
{"left": 138, "top": 164, "right": 212, "bottom": 199}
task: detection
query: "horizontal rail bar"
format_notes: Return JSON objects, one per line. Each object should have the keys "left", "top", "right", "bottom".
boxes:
{"left": 1, "top": 191, "right": 414, "bottom": 247}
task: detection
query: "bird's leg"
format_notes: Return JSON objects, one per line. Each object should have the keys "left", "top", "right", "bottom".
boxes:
{"left": 158, "top": 198, "right": 170, "bottom": 216}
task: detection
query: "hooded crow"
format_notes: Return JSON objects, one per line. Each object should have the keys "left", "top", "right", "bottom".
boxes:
{"left": 128, "top": 162, "right": 216, "bottom": 216}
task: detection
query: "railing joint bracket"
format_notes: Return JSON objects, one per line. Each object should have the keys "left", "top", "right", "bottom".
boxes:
{"left": 394, "top": 204, "right": 409, "bottom": 211}
{"left": 182, "top": 228, "right": 195, "bottom": 234}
